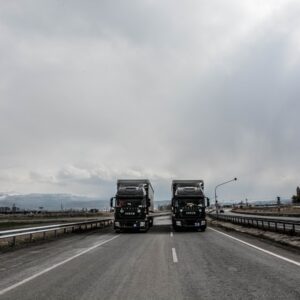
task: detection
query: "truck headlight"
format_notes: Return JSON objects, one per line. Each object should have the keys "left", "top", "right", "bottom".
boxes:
{"left": 140, "top": 221, "right": 145, "bottom": 227}
{"left": 137, "top": 208, "right": 141, "bottom": 213}
{"left": 176, "top": 221, "right": 181, "bottom": 226}
{"left": 115, "top": 222, "right": 120, "bottom": 227}
{"left": 120, "top": 208, "right": 124, "bottom": 213}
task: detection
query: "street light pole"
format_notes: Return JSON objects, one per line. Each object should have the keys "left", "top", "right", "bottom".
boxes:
{"left": 215, "top": 178, "right": 237, "bottom": 218}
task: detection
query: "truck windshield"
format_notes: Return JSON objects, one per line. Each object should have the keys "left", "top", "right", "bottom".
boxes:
{"left": 175, "top": 198, "right": 203, "bottom": 207}
{"left": 116, "top": 198, "right": 144, "bottom": 207}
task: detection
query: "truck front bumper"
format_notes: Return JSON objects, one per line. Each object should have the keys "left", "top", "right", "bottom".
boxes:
{"left": 114, "top": 219, "right": 147, "bottom": 229}
{"left": 173, "top": 218, "right": 207, "bottom": 228}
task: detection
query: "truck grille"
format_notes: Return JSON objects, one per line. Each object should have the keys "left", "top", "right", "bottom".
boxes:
{"left": 116, "top": 207, "right": 144, "bottom": 219}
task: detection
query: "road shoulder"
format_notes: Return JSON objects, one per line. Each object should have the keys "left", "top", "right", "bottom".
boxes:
{"left": 208, "top": 217, "right": 300, "bottom": 252}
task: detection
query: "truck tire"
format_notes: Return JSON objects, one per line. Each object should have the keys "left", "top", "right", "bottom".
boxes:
{"left": 141, "top": 224, "right": 149, "bottom": 233}
{"left": 173, "top": 225, "right": 180, "bottom": 232}
{"left": 149, "top": 217, "right": 153, "bottom": 227}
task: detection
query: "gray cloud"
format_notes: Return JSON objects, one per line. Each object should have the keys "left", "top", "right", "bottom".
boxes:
{"left": 0, "top": 1, "right": 299, "bottom": 202}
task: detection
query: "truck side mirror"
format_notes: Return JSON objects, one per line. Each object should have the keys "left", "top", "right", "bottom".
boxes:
{"left": 110, "top": 197, "right": 114, "bottom": 208}
{"left": 206, "top": 197, "right": 210, "bottom": 207}
{"left": 147, "top": 199, "right": 151, "bottom": 207}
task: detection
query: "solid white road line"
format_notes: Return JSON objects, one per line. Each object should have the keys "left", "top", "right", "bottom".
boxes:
{"left": 0, "top": 235, "right": 120, "bottom": 296}
{"left": 172, "top": 248, "right": 178, "bottom": 263}
{"left": 208, "top": 227, "right": 300, "bottom": 267}
{"left": 170, "top": 232, "right": 173, "bottom": 237}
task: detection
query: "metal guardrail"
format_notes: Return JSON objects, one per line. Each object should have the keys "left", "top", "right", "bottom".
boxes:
{"left": 0, "top": 218, "right": 113, "bottom": 247}
{"left": 209, "top": 213, "right": 300, "bottom": 236}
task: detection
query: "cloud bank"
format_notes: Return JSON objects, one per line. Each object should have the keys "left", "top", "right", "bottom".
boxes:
{"left": 0, "top": 1, "right": 300, "bottom": 201}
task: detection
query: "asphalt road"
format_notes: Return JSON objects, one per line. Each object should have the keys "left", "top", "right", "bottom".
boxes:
{"left": 0, "top": 216, "right": 299, "bottom": 300}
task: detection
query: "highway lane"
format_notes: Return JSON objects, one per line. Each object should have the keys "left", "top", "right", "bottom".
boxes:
{"left": 0, "top": 216, "right": 299, "bottom": 299}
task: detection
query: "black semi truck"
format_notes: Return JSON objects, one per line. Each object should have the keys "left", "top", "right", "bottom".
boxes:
{"left": 110, "top": 179, "right": 154, "bottom": 232}
{"left": 171, "top": 180, "right": 209, "bottom": 231}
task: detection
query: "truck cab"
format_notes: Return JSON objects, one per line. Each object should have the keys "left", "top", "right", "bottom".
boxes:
{"left": 111, "top": 179, "right": 154, "bottom": 232}
{"left": 171, "top": 180, "right": 209, "bottom": 231}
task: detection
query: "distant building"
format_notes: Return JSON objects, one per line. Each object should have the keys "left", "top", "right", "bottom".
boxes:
{"left": 0, "top": 207, "right": 11, "bottom": 213}
{"left": 292, "top": 187, "right": 300, "bottom": 204}
{"left": 12, "top": 203, "right": 20, "bottom": 213}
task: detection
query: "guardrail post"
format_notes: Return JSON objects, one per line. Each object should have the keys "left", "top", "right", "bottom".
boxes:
{"left": 292, "top": 224, "right": 295, "bottom": 235}
{"left": 54, "top": 230, "right": 57, "bottom": 238}
{"left": 29, "top": 233, "right": 33, "bottom": 242}
{"left": 43, "top": 232, "right": 46, "bottom": 240}
{"left": 11, "top": 236, "right": 16, "bottom": 247}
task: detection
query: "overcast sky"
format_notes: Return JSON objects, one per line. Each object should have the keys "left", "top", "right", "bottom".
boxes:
{"left": 0, "top": 1, "right": 300, "bottom": 202}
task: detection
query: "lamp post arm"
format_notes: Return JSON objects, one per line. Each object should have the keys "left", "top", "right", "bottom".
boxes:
{"left": 215, "top": 178, "right": 237, "bottom": 191}
{"left": 214, "top": 178, "right": 237, "bottom": 217}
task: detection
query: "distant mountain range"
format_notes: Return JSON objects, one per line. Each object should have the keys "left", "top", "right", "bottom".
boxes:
{"left": 0, "top": 193, "right": 171, "bottom": 211}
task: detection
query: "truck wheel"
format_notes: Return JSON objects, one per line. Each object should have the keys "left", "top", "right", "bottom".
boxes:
{"left": 199, "top": 226, "right": 206, "bottom": 232}
{"left": 141, "top": 224, "right": 149, "bottom": 233}
{"left": 145, "top": 222, "right": 150, "bottom": 232}
{"left": 149, "top": 217, "right": 153, "bottom": 227}
{"left": 173, "top": 225, "right": 180, "bottom": 232}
